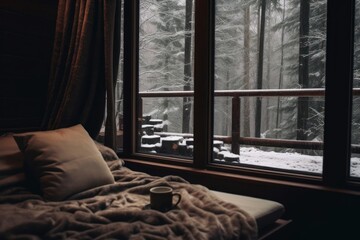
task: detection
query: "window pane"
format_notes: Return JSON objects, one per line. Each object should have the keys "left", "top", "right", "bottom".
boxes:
{"left": 351, "top": 0, "right": 360, "bottom": 179}
{"left": 138, "top": 0, "right": 194, "bottom": 159}
{"left": 213, "top": 0, "right": 326, "bottom": 174}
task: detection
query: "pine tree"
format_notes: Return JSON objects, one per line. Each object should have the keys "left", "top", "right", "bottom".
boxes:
{"left": 182, "top": 0, "right": 193, "bottom": 133}
{"left": 269, "top": 0, "right": 326, "bottom": 148}
{"left": 214, "top": 0, "right": 243, "bottom": 136}
{"left": 139, "top": 0, "right": 189, "bottom": 132}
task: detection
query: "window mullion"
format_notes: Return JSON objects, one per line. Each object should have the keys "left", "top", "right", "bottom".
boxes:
{"left": 193, "top": 0, "right": 214, "bottom": 169}
{"left": 323, "top": 0, "right": 355, "bottom": 187}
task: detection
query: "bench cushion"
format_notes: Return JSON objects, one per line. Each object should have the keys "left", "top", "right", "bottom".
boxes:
{"left": 211, "top": 190, "right": 285, "bottom": 230}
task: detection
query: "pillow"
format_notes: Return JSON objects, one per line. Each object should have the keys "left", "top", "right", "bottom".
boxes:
{"left": 0, "top": 134, "right": 26, "bottom": 189}
{"left": 13, "top": 124, "right": 115, "bottom": 201}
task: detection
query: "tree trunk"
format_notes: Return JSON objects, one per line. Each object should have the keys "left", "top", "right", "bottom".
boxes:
{"left": 163, "top": 55, "right": 170, "bottom": 132}
{"left": 297, "top": 0, "right": 310, "bottom": 141}
{"left": 182, "top": 0, "right": 193, "bottom": 133}
{"left": 255, "top": 0, "right": 267, "bottom": 137}
{"left": 276, "top": 0, "right": 286, "bottom": 138}
{"left": 243, "top": 4, "right": 251, "bottom": 137}
{"left": 224, "top": 70, "right": 230, "bottom": 135}
{"left": 264, "top": 9, "right": 272, "bottom": 133}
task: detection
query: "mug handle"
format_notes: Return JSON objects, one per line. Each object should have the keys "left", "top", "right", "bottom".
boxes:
{"left": 172, "top": 193, "right": 181, "bottom": 208}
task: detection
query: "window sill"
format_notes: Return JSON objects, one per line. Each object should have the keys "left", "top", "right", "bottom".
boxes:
{"left": 123, "top": 157, "right": 360, "bottom": 198}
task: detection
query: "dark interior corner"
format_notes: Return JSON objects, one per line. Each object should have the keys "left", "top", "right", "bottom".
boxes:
{"left": 0, "top": 0, "right": 57, "bottom": 132}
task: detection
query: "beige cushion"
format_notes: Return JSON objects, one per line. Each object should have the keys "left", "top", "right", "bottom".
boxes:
{"left": 210, "top": 190, "right": 285, "bottom": 230}
{"left": 0, "top": 134, "right": 26, "bottom": 188}
{"left": 13, "top": 124, "right": 115, "bottom": 201}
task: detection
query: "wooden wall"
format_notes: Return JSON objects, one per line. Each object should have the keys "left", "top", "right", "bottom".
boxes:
{"left": 0, "top": 0, "right": 57, "bottom": 132}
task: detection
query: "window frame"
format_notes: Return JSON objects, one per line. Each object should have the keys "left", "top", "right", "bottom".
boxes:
{"left": 323, "top": 0, "right": 355, "bottom": 188}
{"left": 121, "top": 0, "right": 359, "bottom": 190}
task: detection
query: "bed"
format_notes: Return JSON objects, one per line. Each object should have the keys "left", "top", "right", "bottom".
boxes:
{"left": 0, "top": 124, "right": 287, "bottom": 240}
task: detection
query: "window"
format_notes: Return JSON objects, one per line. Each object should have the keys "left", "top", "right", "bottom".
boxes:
{"left": 137, "top": 0, "right": 194, "bottom": 159}
{"left": 351, "top": 0, "right": 360, "bottom": 179}
{"left": 115, "top": 0, "right": 125, "bottom": 151}
{"left": 212, "top": 1, "right": 326, "bottom": 174}
{"left": 122, "top": 1, "right": 357, "bottom": 187}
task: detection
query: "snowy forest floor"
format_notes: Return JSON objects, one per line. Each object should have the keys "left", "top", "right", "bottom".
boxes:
{"left": 218, "top": 147, "right": 360, "bottom": 178}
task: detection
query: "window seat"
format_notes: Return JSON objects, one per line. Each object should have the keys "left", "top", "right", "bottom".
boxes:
{"left": 210, "top": 190, "right": 290, "bottom": 239}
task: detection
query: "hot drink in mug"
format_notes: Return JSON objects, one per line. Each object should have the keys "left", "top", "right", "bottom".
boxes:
{"left": 150, "top": 186, "right": 181, "bottom": 212}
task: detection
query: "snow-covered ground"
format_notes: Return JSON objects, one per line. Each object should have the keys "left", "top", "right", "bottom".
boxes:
{"left": 140, "top": 132, "right": 360, "bottom": 178}
{"left": 222, "top": 147, "right": 360, "bottom": 178}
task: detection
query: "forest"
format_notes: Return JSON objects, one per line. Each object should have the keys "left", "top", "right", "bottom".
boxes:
{"left": 115, "top": 0, "right": 360, "bottom": 171}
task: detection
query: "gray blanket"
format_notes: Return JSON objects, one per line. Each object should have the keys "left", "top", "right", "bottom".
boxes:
{"left": 0, "top": 160, "right": 257, "bottom": 240}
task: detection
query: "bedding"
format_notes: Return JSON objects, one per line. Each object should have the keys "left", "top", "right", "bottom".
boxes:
{"left": 0, "top": 134, "right": 25, "bottom": 189}
{"left": 0, "top": 160, "right": 257, "bottom": 240}
{"left": 0, "top": 126, "right": 258, "bottom": 240}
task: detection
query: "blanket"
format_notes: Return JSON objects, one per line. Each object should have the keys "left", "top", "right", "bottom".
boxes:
{"left": 0, "top": 159, "right": 257, "bottom": 240}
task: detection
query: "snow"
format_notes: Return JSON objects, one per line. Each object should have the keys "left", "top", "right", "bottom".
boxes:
{"left": 139, "top": 134, "right": 360, "bottom": 178}
{"left": 236, "top": 147, "right": 323, "bottom": 174}
{"left": 141, "top": 143, "right": 161, "bottom": 148}
{"left": 149, "top": 119, "right": 163, "bottom": 123}
{"left": 350, "top": 157, "right": 360, "bottom": 177}
{"left": 142, "top": 135, "right": 160, "bottom": 139}
{"left": 161, "top": 136, "right": 184, "bottom": 141}
{"left": 223, "top": 147, "right": 360, "bottom": 177}
{"left": 213, "top": 140, "right": 224, "bottom": 145}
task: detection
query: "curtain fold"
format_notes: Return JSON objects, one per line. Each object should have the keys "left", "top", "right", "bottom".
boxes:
{"left": 42, "top": 0, "right": 121, "bottom": 150}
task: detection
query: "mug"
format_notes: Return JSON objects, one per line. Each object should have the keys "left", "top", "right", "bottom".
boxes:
{"left": 150, "top": 186, "right": 181, "bottom": 212}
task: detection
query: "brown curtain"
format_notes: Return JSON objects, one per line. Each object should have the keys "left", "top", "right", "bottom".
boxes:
{"left": 42, "top": 0, "right": 121, "bottom": 150}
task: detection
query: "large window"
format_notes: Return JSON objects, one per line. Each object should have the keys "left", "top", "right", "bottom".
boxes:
{"left": 351, "top": 0, "right": 360, "bottom": 179}
{"left": 123, "top": 0, "right": 357, "bottom": 186}
{"left": 137, "top": 0, "right": 194, "bottom": 159}
{"left": 212, "top": 1, "right": 326, "bottom": 174}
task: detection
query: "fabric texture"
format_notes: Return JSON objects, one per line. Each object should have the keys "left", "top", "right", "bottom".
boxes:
{"left": 0, "top": 134, "right": 25, "bottom": 189}
{"left": 94, "top": 140, "right": 124, "bottom": 166}
{"left": 0, "top": 160, "right": 258, "bottom": 240}
{"left": 13, "top": 124, "right": 115, "bottom": 201}
{"left": 42, "top": 0, "right": 121, "bottom": 150}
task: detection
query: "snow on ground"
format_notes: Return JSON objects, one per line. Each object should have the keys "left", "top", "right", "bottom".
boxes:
{"left": 225, "top": 147, "right": 360, "bottom": 178}
{"left": 350, "top": 158, "right": 360, "bottom": 177}
{"left": 139, "top": 132, "right": 360, "bottom": 178}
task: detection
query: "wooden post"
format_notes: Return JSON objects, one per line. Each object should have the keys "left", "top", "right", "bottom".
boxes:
{"left": 232, "top": 96, "right": 240, "bottom": 154}
{"left": 137, "top": 98, "right": 143, "bottom": 150}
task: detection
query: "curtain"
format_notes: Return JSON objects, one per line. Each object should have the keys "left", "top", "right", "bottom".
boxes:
{"left": 42, "top": 0, "right": 121, "bottom": 150}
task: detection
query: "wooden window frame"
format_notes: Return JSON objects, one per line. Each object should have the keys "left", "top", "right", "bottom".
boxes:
{"left": 121, "top": 0, "right": 359, "bottom": 191}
